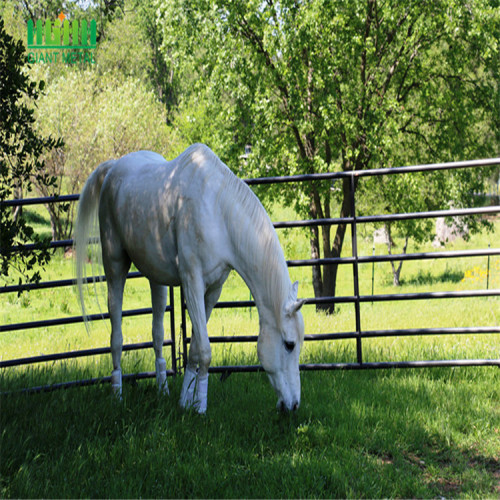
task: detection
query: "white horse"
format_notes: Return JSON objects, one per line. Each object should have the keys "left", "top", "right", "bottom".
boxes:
{"left": 75, "top": 144, "right": 305, "bottom": 413}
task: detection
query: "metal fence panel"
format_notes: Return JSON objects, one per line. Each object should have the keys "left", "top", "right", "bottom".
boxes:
{"left": 1, "top": 158, "right": 499, "bottom": 393}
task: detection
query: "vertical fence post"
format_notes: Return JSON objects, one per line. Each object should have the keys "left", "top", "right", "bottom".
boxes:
{"left": 180, "top": 286, "right": 188, "bottom": 372}
{"left": 169, "top": 286, "right": 177, "bottom": 376}
{"left": 486, "top": 243, "right": 490, "bottom": 290}
{"left": 349, "top": 174, "right": 363, "bottom": 365}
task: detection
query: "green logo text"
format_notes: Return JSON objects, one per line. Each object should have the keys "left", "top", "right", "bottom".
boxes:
{"left": 27, "top": 13, "right": 96, "bottom": 65}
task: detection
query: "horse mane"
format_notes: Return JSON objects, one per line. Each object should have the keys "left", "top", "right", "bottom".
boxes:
{"left": 180, "top": 144, "right": 290, "bottom": 321}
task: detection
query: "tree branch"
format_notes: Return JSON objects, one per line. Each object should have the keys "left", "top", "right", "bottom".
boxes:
{"left": 377, "top": 19, "right": 415, "bottom": 106}
{"left": 234, "top": 13, "right": 310, "bottom": 160}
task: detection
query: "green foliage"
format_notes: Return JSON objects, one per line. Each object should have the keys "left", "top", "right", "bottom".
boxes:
{"left": 32, "top": 67, "right": 180, "bottom": 239}
{"left": 0, "top": 17, "right": 63, "bottom": 288}
{"left": 158, "top": 0, "right": 500, "bottom": 301}
{"left": 130, "top": 0, "right": 178, "bottom": 112}
{"left": 96, "top": 7, "right": 153, "bottom": 83}
{"left": 0, "top": 0, "right": 182, "bottom": 241}
{"left": 159, "top": 0, "right": 499, "bottom": 173}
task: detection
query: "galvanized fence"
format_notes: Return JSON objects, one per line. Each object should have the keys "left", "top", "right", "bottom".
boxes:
{"left": 1, "top": 158, "right": 499, "bottom": 393}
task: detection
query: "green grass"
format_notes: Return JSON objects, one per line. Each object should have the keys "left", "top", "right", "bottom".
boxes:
{"left": 1, "top": 361, "right": 499, "bottom": 498}
{"left": 1, "top": 206, "right": 499, "bottom": 498}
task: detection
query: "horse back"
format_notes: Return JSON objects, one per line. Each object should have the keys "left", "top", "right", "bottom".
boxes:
{"left": 98, "top": 146, "right": 235, "bottom": 285}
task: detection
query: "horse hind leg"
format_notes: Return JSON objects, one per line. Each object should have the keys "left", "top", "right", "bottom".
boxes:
{"left": 104, "top": 251, "right": 131, "bottom": 398}
{"left": 150, "top": 282, "right": 169, "bottom": 395}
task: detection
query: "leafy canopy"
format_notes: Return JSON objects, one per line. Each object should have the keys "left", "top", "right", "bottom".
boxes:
{"left": 158, "top": 0, "right": 499, "bottom": 301}
{"left": 0, "top": 17, "right": 63, "bottom": 287}
{"left": 158, "top": 0, "right": 499, "bottom": 200}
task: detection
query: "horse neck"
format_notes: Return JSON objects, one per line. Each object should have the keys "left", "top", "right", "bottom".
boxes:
{"left": 231, "top": 216, "right": 290, "bottom": 326}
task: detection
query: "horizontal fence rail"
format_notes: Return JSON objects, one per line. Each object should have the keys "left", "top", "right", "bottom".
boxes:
{"left": 1, "top": 280, "right": 178, "bottom": 391}
{"left": 181, "top": 157, "right": 500, "bottom": 376}
{"left": 0, "top": 340, "right": 175, "bottom": 368}
{"left": 273, "top": 206, "right": 500, "bottom": 229}
{"left": 245, "top": 157, "right": 500, "bottom": 184}
{"left": 1, "top": 157, "right": 499, "bottom": 393}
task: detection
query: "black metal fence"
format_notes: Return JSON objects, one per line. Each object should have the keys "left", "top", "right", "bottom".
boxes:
{"left": 1, "top": 157, "right": 499, "bottom": 393}
{"left": 182, "top": 157, "right": 500, "bottom": 374}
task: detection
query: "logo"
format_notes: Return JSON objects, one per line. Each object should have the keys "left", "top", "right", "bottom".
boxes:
{"left": 27, "top": 12, "right": 96, "bottom": 64}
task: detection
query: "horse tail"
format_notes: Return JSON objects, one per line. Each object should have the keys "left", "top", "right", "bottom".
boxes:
{"left": 74, "top": 160, "right": 115, "bottom": 329}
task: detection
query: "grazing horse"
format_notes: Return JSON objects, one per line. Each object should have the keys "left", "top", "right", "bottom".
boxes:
{"left": 75, "top": 144, "right": 305, "bottom": 413}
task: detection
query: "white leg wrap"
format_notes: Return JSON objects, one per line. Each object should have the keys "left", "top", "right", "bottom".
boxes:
{"left": 180, "top": 366, "right": 197, "bottom": 409}
{"left": 155, "top": 358, "right": 169, "bottom": 395}
{"left": 194, "top": 373, "right": 208, "bottom": 414}
{"left": 111, "top": 369, "right": 122, "bottom": 399}
{"left": 179, "top": 368, "right": 208, "bottom": 413}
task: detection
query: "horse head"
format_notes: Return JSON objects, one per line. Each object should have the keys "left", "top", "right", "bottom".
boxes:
{"left": 257, "top": 281, "right": 305, "bottom": 412}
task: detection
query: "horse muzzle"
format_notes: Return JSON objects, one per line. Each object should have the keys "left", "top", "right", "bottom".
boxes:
{"left": 277, "top": 398, "right": 300, "bottom": 413}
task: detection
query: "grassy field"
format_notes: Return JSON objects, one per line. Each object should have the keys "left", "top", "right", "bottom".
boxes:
{"left": 1, "top": 205, "right": 499, "bottom": 498}
{"left": 1, "top": 363, "right": 499, "bottom": 498}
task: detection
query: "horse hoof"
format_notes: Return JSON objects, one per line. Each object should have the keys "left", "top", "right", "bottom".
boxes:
{"left": 111, "top": 369, "right": 122, "bottom": 400}
{"left": 155, "top": 359, "right": 169, "bottom": 395}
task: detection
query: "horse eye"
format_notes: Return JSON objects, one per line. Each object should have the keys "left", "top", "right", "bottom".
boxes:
{"left": 284, "top": 341, "right": 295, "bottom": 353}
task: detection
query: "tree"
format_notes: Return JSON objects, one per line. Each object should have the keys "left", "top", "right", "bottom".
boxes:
{"left": 131, "top": 0, "right": 178, "bottom": 114}
{"left": 33, "top": 69, "right": 181, "bottom": 240}
{"left": 158, "top": 0, "right": 499, "bottom": 311}
{"left": 1, "top": 0, "right": 181, "bottom": 242}
{"left": 0, "top": 17, "right": 63, "bottom": 287}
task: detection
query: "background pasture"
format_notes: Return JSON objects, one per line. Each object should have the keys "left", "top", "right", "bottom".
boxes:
{"left": 1, "top": 205, "right": 499, "bottom": 498}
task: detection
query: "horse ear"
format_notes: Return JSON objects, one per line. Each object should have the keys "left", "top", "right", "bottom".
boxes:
{"left": 288, "top": 299, "right": 305, "bottom": 315}
{"left": 286, "top": 281, "right": 305, "bottom": 315}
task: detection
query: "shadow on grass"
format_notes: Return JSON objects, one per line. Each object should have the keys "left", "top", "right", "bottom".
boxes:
{"left": 400, "top": 268, "right": 464, "bottom": 286}
{"left": 1, "top": 355, "right": 499, "bottom": 499}
{"left": 23, "top": 209, "right": 50, "bottom": 226}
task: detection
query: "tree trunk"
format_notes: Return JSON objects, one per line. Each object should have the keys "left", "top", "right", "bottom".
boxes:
{"left": 12, "top": 185, "right": 23, "bottom": 223}
{"left": 308, "top": 188, "right": 323, "bottom": 300}
{"left": 309, "top": 177, "right": 353, "bottom": 314}
{"left": 385, "top": 223, "right": 409, "bottom": 286}
{"left": 45, "top": 201, "right": 72, "bottom": 242}
{"left": 309, "top": 226, "right": 323, "bottom": 299}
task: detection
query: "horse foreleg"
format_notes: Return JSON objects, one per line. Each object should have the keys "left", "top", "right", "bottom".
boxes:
{"left": 179, "top": 277, "right": 213, "bottom": 413}
{"left": 180, "top": 324, "right": 209, "bottom": 413}
{"left": 180, "top": 282, "right": 223, "bottom": 413}
{"left": 179, "top": 335, "right": 199, "bottom": 410}
{"left": 150, "top": 281, "right": 169, "bottom": 395}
